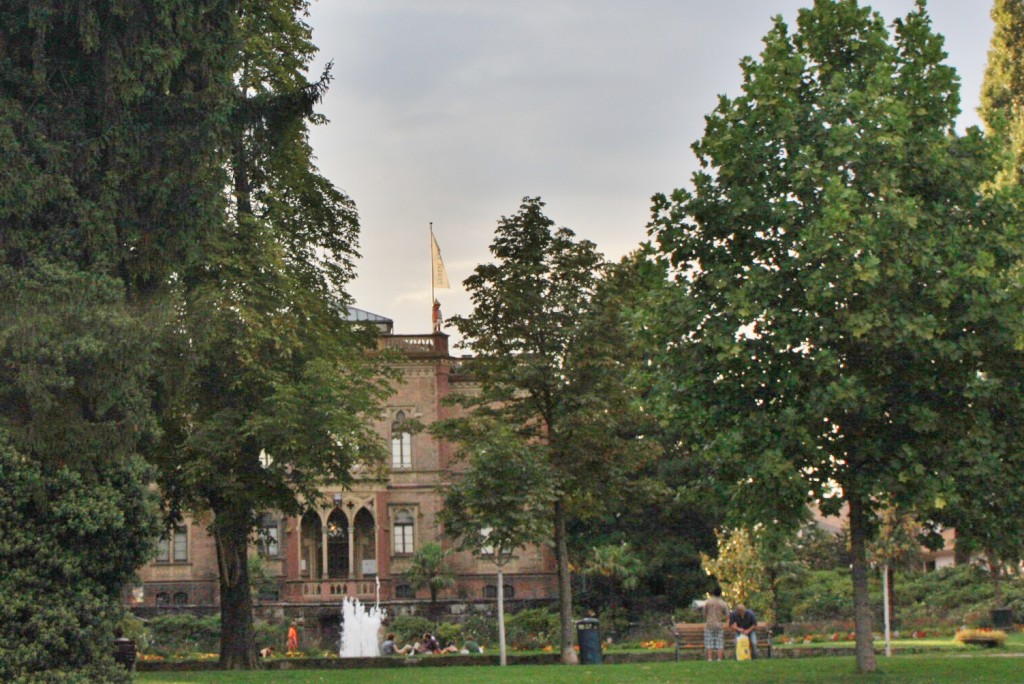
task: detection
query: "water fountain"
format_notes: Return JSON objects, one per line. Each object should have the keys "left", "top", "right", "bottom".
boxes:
{"left": 338, "top": 592, "right": 386, "bottom": 657}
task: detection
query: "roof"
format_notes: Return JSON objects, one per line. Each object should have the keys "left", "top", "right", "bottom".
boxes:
{"left": 346, "top": 307, "right": 394, "bottom": 334}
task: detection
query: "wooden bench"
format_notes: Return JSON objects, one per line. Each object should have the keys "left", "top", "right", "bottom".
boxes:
{"left": 670, "top": 623, "right": 773, "bottom": 660}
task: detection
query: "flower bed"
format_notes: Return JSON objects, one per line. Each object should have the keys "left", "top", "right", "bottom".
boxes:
{"left": 955, "top": 628, "right": 1006, "bottom": 648}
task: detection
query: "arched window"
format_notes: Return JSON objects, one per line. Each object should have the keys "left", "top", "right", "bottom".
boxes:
{"left": 391, "top": 410, "right": 412, "bottom": 469}
{"left": 172, "top": 591, "right": 189, "bottom": 606}
{"left": 393, "top": 509, "right": 414, "bottom": 555}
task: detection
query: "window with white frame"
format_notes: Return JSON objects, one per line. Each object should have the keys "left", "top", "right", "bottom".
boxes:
{"left": 156, "top": 525, "right": 188, "bottom": 563}
{"left": 393, "top": 509, "right": 414, "bottom": 554}
{"left": 391, "top": 410, "right": 412, "bottom": 469}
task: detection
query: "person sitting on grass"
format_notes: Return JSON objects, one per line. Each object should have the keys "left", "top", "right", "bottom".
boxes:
{"left": 415, "top": 632, "right": 441, "bottom": 654}
{"left": 415, "top": 633, "right": 459, "bottom": 654}
{"left": 381, "top": 633, "right": 414, "bottom": 656}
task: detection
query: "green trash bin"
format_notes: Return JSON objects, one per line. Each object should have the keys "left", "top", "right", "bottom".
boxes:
{"left": 577, "top": 617, "right": 601, "bottom": 665}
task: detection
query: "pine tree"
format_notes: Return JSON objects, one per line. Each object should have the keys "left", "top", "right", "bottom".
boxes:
{"left": 0, "top": 2, "right": 237, "bottom": 680}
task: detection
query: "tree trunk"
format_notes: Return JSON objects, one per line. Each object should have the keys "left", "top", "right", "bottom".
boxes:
{"left": 988, "top": 550, "right": 1004, "bottom": 608}
{"left": 554, "top": 499, "right": 578, "bottom": 664}
{"left": 214, "top": 509, "right": 257, "bottom": 669}
{"left": 497, "top": 566, "right": 507, "bottom": 666}
{"left": 769, "top": 568, "right": 780, "bottom": 625}
{"left": 885, "top": 564, "right": 896, "bottom": 627}
{"left": 848, "top": 494, "right": 876, "bottom": 673}
{"left": 953, "top": 530, "right": 972, "bottom": 566}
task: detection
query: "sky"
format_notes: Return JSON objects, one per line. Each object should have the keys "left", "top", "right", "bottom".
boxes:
{"left": 304, "top": 1, "right": 996, "bottom": 340}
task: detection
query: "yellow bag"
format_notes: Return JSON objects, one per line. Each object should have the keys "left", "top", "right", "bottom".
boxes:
{"left": 736, "top": 634, "right": 751, "bottom": 661}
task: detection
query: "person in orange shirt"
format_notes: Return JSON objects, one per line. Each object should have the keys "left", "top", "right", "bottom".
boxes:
{"left": 287, "top": 623, "right": 299, "bottom": 653}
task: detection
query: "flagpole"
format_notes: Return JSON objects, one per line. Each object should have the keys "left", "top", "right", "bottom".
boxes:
{"left": 429, "top": 222, "right": 434, "bottom": 318}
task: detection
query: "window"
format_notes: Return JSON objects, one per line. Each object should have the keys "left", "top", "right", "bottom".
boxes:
{"left": 172, "top": 591, "right": 189, "bottom": 606}
{"left": 393, "top": 509, "right": 414, "bottom": 555}
{"left": 156, "top": 526, "right": 188, "bottom": 563}
{"left": 260, "top": 515, "right": 280, "bottom": 558}
{"left": 155, "top": 592, "right": 170, "bottom": 606}
{"left": 391, "top": 410, "right": 412, "bottom": 469}
{"left": 484, "top": 584, "right": 514, "bottom": 599}
{"left": 395, "top": 584, "right": 415, "bottom": 599}
{"left": 479, "top": 527, "right": 494, "bottom": 556}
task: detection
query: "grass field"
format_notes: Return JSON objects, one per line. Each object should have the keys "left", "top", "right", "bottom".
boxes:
{"left": 136, "top": 652, "right": 1023, "bottom": 683}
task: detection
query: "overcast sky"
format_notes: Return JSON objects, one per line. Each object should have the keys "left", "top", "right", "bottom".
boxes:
{"left": 304, "top": 1, "right": 995, "bottom": 339}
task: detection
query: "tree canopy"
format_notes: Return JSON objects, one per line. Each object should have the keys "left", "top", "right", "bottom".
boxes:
{"left": 149, "top": 0, "right": 393, "bottom": 669}
{"left": 648, "top": 0, "right": 1019, "bottom": 672}
{"left": 448, "top": 198, "right": 659, "bottom": 663}
{"left": 981, "top": 0, "right": 1024, "bottom": 186}
{"left": 436, "top": 416, "right": 556, "bottom": 665}
{"left": 0, "top": 1, "right": 237, "bottom": 679}
{"left": 936, "top": 0, "right": 1024, "bottom": 605}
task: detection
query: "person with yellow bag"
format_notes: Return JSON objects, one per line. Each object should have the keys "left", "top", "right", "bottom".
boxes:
{"left": 729, "top": 603, "right": 758, "bottom": 660}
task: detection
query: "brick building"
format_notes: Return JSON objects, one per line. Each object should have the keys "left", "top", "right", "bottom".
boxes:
{"left": 131, "top": 312, "right": 558, "bottom": 636}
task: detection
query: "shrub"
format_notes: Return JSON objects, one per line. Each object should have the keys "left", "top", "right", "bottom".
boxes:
{"left": 462, "top": 614, "right": 498, "bottom": 646}
{"left": 598, "top": 606, "right": 630, "bottom": 639}
{"left": 145, "top": 614, "right": 220, "bottom": 655}
{"left": 783, "top": 569, "right": 855, "bottom": 622}
{"left": 388, "top": 615, "right": 434, "bottom": 646}
{"left": 621, "top": 611, "right": 677, "bottom": 644}
{"left": 955, "top": 628, "right": 1007, "bottom": 647}
{"left": 505, "top": 608, "right": 559, "bottom": 650}
{"left": 0, "top": 442, "right": 158, "bottom": 683}
{"left": 436, "top": 621, "right": 463, "bottom": 648}
{"left": 253, "top": 619, "right": 288, "bottom": 652}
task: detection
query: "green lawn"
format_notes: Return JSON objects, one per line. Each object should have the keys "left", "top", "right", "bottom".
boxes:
{"left": 136, "top": 652, "right": 1024, "bottom": 684}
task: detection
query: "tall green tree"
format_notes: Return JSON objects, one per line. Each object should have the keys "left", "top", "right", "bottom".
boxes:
{"left": 569, "top": 250, "right": 722, "bottom": 613}
{"left": 980, "top": 0, "right": 1024, "bottom": 186}
{"left": 449, "top": 198, "right": 659, "bottom": 664}
{"left": 942, "top": 0, "right": 1024, "bottom": 610}
{"left": 150, "top": 0, "right": 393, "bottom": 669}
{"left": 437, "top": 416, "right": 556, "bottom": 665}
{"left": 0, "top": 2, "right": 236, "bottom": 680}
{"left": 648, "top": 0, "right": 1016, "bottom": 672}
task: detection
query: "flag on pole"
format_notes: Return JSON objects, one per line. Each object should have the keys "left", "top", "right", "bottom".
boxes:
{"left": 431, "top": 231, "right": 450, "bottom": 290}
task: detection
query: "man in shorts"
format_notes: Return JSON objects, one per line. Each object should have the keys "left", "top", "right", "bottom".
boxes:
{"left": 703, "top": 587, "right": 729, "bottom": 661}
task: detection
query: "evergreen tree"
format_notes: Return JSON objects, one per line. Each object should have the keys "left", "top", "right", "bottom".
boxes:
{"left": 0, "top": 2, "right": 236, "bottom": 680}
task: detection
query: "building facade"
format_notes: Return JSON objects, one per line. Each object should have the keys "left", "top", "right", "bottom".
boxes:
{"left": 131, "top": 321, "right": 558, "bottom": 636}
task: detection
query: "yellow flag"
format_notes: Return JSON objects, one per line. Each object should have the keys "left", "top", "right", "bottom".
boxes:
{"left": 431, "top": 231, "right": 450, "bottom": 289}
